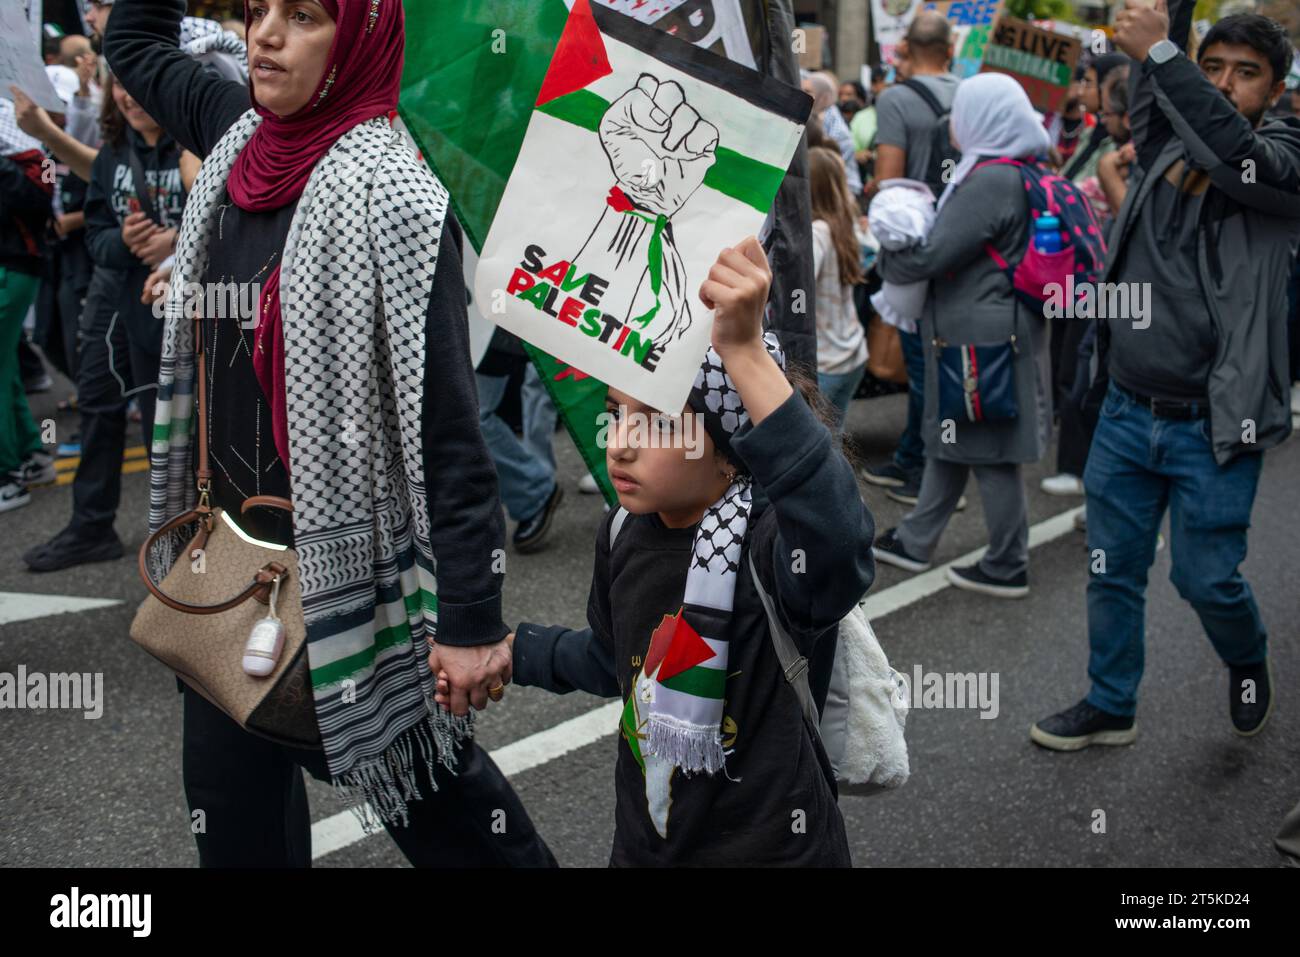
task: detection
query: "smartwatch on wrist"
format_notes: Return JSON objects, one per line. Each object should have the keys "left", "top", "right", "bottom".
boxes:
{"left": 1147, "top": 39, "right": 1179, "bottom": 66}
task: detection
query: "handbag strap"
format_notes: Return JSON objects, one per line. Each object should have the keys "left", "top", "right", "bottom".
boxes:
{"left": 133, "top": 278, "right": 292, "bottom": 614}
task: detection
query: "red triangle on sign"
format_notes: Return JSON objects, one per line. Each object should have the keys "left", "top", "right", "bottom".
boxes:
{"left": 535, "top": 0, "right": 613, "bottom": 107}
{"left": 656, "top": 613, "right": 717, "bottom": 683}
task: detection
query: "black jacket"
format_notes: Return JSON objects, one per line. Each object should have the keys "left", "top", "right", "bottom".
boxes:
{"left": 0, "top": 151, "right": 53, "bottom": 276}
{"left": 513, "top": 392, "right": 874, "bottom": 866}
{"left": 82, "top": 126, "right": 186, "bottom": 353}
{"left": 1107, "top": 0, "right": 1300, "bottom": 462}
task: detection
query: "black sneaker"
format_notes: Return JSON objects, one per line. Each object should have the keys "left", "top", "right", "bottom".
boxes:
{"left": 884, "top": 475, "right": 921, "bottom": 505}
{"left": 862, "top": 462, "right": 914, "bottom": 489}
{"left": 947, "top": 563, "right": 1028, "bottom": 598}
{"left": 18, "top": 451, "right": 56, "bottom": 487}
{"left": 1030, "top": 699, "right": 1137, "bottom": 751}
{"left": 513, "top": 483, "right": 564, "bottom": 554}
{"left": 1228, "top": 659, "right": 1273, "bottom": 737}
{"left": 871, "top": 527, "right": 931, "bottom": 573}
{"left": 885, "top": 477, "right": 967, "bottom": 511}
{"left": 23, "top": 528, "right": 125, "bottom": 573}
{"left": 0, "top": 476, "right": 30, "bottom": 514}
{"left": 23, "top": 372, "right": 53, "bottom": 394}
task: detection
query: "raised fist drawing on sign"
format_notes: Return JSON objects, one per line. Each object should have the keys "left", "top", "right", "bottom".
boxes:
{"left": 570, "top": 74, "right": 721, "bottom": 352}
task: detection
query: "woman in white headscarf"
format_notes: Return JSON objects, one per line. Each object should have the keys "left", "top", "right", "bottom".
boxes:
{"left": 871, "top": 73, "right": 1055, "bottom": 600}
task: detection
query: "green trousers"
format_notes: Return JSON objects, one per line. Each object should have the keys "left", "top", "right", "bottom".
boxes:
{"left": 0, "top": 266, "right": 44, "bottom": 475}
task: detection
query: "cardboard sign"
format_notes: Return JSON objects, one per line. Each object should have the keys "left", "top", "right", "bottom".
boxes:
{"left": 476, "top": 0, "right": 809, "bottom": 413}
{"left": 923, "top": 0, "right": 1004, "bottom": 78}
{"left": 980, "top": 16, "right": 1081, "bottom": 114}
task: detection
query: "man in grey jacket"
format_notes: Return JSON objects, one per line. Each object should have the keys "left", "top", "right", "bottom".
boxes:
{"left": 1033, "top": 1, "right": 1300, "bottom": 751}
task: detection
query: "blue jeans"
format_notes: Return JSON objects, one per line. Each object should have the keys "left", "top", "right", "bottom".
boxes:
{"left": 817, "top": 364, "right": 865, "bottom": 435}
{"left": 1083, "top": 383, "right": 1267, "bottom": 717}
{"left": 894, "top": 329, "right": 926, "bottom": 475}
{"left": 475, "top": 364, "right": 557, "bottom": 522}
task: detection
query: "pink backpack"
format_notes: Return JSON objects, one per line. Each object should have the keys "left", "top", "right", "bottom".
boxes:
{"left": 976, "top": 158, "right": 1107, "bottom": 314}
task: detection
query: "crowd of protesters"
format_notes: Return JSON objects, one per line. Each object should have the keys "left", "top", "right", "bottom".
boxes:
{"left": 1, "top": 0, "right": 1297, "bottom": 867}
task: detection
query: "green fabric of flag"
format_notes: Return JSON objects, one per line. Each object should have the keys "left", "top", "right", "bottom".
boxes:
{"left": 398, "top": 2, "right": 815, "bottom": 505}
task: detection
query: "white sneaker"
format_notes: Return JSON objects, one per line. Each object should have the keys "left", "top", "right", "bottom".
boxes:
{"left": 578, "top": 473, "right": 601, "bottom": 495}
{"left": 1291, "top": 382, "right": 1300, "bottom": 416}
{"left": 19, "top": 450, "right": 56, "bottom": 487}
{"left": 1040, "top": 473, "right": 1084, "bottom": 496}
{"left": 0, "top": 477, "right": 30, "bottom": 513}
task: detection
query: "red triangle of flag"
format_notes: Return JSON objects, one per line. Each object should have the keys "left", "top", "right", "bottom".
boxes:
{"left": 535, "top": 0, "right": 613, "bottom": 108}
{"left": 657, "top": 613, "right": 717, "bottom": 683}
{"left": 644, "top": 611, "right": 680, "bottom": 678}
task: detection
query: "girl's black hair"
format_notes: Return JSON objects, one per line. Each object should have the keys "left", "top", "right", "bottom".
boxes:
{"left": 99, "top": 71, "right": 126, "bottom": 148}
{"left": 1198, "top": 14, "right": 1292, "bottom": 86}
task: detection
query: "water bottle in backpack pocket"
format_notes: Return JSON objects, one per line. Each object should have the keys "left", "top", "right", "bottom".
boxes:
{"left": 976, "top": 157, "right": 1107, "bottom": 315}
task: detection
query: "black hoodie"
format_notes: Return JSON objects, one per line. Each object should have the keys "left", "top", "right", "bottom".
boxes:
{"left": 83, "top": 124, "right": 186, "bottom": 350}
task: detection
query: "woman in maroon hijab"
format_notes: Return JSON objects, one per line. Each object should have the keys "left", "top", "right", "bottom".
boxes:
{"left": 105, "top": 0, "right": 554, "bottom": 867}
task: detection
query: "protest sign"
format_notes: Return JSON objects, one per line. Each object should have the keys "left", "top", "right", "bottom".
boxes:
{"left": 474, "top": 0, "right": 809, "bottom": 413}
{"left": 872, "top": 0, "right": 924, "bottom": 65}
{"left": 922, "top": 0, "right": 1004, "bottom": 78}
{"left": 980, "top": 16, "right": 1081, "bottom": 114}
{"left": 621, "top": 0, "right": 758, "bottom": 69}
{"left": 0, "top": 0, "right": 64, "bottom": 113}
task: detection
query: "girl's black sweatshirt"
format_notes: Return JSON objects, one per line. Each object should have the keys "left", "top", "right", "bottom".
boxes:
{"left": 105, "top": 0, "right": 509, "bottom": 648}
{"left": 514, "top": 392, "right": 876, "bottom": 866}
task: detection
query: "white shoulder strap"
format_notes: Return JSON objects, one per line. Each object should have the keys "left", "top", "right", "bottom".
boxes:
{"left": 608, "top": 506, "right": 631, "bottom": 549}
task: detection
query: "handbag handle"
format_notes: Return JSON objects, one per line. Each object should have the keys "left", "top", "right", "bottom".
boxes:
{"left": 136, "top": 507, "right": 289, "bottom": 615}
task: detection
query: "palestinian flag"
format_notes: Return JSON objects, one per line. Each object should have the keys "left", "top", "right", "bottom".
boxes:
{"left": 398, "top": 0, "right": 815, "bottom": 502}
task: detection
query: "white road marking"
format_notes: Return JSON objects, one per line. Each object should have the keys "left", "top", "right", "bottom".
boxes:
{"left": 311, "top": 701, "right": 624, "bottom": 860}
{"left": 0, "top": 592, "right": 123, "bottom": 627}
{"left": 312, "top": 505, "right": 1085, "bottom": 859}
{"left": 864, "top": 506, "right": 1084, "bottom": 620}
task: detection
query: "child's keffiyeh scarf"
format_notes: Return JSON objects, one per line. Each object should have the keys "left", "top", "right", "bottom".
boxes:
{"left": 147, "top": 110, "right": 470, "bottom": 829}
{"left": 638, "top": 332, "right": 787, "bottom": 775}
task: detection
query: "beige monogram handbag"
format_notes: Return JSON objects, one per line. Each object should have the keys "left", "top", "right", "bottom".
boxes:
{"left": 129, "top": 312, "right": 320, "bottom": 749}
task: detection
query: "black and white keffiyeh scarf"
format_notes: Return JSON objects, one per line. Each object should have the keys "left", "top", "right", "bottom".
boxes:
{"left": 149, "top": 110, "right": 469, "bottom": 828}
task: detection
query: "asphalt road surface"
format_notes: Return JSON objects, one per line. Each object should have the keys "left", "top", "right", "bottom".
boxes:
{"left": 2, "top": 376, "right": 1297, "bottom": 868}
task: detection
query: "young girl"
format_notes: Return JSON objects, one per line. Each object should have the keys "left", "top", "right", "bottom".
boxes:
{"left": 452, "top": 238, "right": 876, "bottom": 866}
{"left": 809, "top": 146, "right": 867, "bottom": 432}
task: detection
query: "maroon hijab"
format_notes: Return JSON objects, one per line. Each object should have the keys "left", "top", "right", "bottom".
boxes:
{"left": 235, "top": 0, "right": 406, "bottom": 472}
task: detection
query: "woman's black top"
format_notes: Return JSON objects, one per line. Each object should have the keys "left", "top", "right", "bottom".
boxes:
{"left": 106, "top": 0, "right": 509, "bottom": 647}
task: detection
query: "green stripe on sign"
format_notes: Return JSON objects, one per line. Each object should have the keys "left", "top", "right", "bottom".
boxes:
{"left": 537, "top": 88, "right": 607, "bottom": 131}
{"left": 660, "top": 664, "right": 726, "bottom": 699}
{"left": 983, "top": 45, "right": 1071, "bottom": 87}
{"left": 537, "top": 90, "right": 786, "bottom": 214}
{"left": 703, "top": 147, "right": 786, "bottom": 214}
